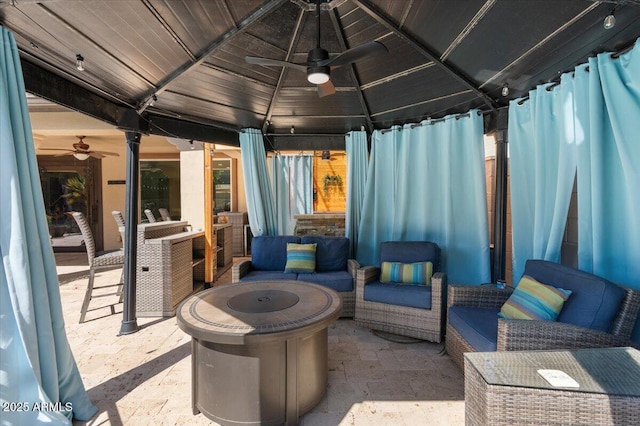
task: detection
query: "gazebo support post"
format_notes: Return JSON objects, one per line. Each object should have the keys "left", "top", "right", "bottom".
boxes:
{"left": 492, "top": 108, "right": 508, "bottom": 283}
{"left": 120, "top": 131, "right": 141, "bottom": 335}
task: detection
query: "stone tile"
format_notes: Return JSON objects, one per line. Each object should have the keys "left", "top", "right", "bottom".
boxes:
{"left": 55, "top": 254, "right": 466, "bottom": 426}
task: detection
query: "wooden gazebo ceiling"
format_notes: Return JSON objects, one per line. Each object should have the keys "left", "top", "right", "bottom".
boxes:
{"left": 2, "top": 0, "right": 639, "bottom": 149}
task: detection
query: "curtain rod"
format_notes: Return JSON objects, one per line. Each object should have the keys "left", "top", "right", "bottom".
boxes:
{"left": 379, "top": 110, "right": 485, "bottom": 134}
{"left": 516, "top": 40, "right": 636, "bottom": 106}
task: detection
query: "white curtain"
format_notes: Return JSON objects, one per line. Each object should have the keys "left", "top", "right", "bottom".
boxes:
{"left": 271, "top": 154, "right": 313, "bottom": 235}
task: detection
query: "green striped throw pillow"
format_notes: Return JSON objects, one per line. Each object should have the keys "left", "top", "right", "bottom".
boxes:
{"left": 284, "top": 243, "right": 317, "bottom": 274}
{"left": 379, "top": 261, "right": 433, "bottom": 286}
{"left": 499, "top": 275, "right": 572, "bottom": 321}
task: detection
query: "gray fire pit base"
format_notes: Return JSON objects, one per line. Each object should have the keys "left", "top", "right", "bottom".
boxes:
{"left": 177, "top": 281, "right": 342, "bottom": 426}
{"left": 193, "top": 328, "right": 327, "bottom": 425}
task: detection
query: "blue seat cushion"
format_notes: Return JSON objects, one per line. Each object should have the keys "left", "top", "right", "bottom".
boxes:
{"left": 363, "top": 282, "right": 431, "bottom": 309}
{"left": 296, "top": 270, "right": 354, "bottom": 292}
{"left": 240, "top": 270, "right": 296, "bottom": 282}
{"left": 448, "top": 306, "right": 499, "bottom": 352}
{"left": 251, "top": 236, "right": 300, "bottom": 271}
{"left": 379, "top": 241, "right": 440, "bottom": 270}
{"left": 523, "top": 260, "right": 626, "bottom": 332}
{"left": 300, "top": 235, "right": 349, "bottom": 271}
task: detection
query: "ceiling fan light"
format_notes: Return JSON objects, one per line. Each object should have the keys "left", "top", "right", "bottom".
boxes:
{"left": 73, "top": 152, "right": 90, "bottom": 161}
{"left": 307, "top": 70, "right": 330, "bottom": 85}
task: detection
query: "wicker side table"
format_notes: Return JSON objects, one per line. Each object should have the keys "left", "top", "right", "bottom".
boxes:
{"left": 464, "top": 347, "right": 640, "bottom": 426}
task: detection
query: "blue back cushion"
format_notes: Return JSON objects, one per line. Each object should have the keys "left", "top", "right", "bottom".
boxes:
{"left": 251, "top": 236, "right": 300, "bottom": 271}
{"left": 300, "top": 235, "right": 349, "bottom": 271}
{"left": 523, "top": 260, "right": 625, "bottom": 332}
{"left": 379, "top": 241, "right": 440, "bottom": 271}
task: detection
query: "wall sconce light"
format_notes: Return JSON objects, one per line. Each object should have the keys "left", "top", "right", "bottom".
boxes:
{"left": 501, "top": 83, "right": 509, "bottom": 97}
{"left": 290, "top": 125, "right": 295, "bottom": 134}
{"left": 75, "top": 54, "right": 85, "bottom": 71}
{"left": 189, "top": 140, "right": 195, "bottom": 150}
{"left": 321, "top": 150, "right": 331, "bottom": 160}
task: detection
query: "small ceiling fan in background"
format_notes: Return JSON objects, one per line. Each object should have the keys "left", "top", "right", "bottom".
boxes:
{"left": 40, "top": 136, "right": 119, "bottom": 160}
{"left": 245, "top": 0, "right": 388, "bottom": 97}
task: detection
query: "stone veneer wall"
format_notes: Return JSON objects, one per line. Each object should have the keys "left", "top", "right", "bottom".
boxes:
{"left": 294, "top": 213, "right": 345, "bottom": 236}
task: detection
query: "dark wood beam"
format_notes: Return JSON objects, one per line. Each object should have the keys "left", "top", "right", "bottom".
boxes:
{"left": 262, "top": 7, "right": 307, "bottom": 134}
{"left": 266, "top": 134, "right": 345, "bottom": 151}
{"left": 21, "top": 58, "right": 121, "bottom": 125}
{"left": 328, "top": 7, "right": 374, "bottom": 132}
{"left": 351, "top": 0, "right": 498, "bottom": 113}
{"left": 137, "top": 0, "right": 289, "bottom": 113}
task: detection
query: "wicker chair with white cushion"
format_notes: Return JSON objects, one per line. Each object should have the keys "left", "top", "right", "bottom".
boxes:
{"left": 71, "top": 211, "right": 124, "bottom": 323}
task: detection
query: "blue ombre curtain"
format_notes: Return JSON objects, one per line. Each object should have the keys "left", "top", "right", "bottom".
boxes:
{"left": 345, "top": 130, "right": 369, "bottom": 257}
{"left": 0, "top": 27, "right": 97, "bottom": 424}
{"left": 357, "top": 111, "right": 490, "bottom": 284}
{"left": 573, "top": 43, "right": 640, "bottom": 341}
{"left": 508, "top": 76, "right": 578, "bottom": 283}
{"left": 271, "top": 154, "right": 313, "bottom": 235}
{"left": 240, "top": 128, "right": 278, "bottom": 236}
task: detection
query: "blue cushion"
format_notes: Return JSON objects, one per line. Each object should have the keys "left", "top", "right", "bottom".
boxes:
{"left": 251, "top": 236, "right": 300, "bottom": 271}
{"left": 379, "top": 241, "right": 440, "bottom": 270}
{"left": 523, "top": 260, "right": 625, "bottom": 332}
{"left": 239, "top": 270, "right": 296, "bottom": 282}
{"left": 363, "top": 282, "right": 431, "bottom": 309}
{"left": 296, "top": 270, "right": 354, "bottom": 292}
{"left": 300, "top": 235, "right": 349, "bottom": 271}
{"left": 448, "top": 306, "right": 499, "bottom": 352}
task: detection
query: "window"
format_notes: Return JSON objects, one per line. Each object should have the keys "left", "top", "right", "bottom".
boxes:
{"left": 141, "top": 161, "right": 180, "bottom": 222}
{"left": 213, "top": 158, "right": 235, "bottom": 213}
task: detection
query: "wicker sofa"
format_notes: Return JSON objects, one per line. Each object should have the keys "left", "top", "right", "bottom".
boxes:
{"left": 232, "top": 235, "right": 359, "bottom": 317}
{"left": 446, "top": 259, "right": 640, "bottom": 371}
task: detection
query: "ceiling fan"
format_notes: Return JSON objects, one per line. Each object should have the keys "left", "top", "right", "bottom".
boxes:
{"left": 245, "top": 0, "right": 388, "bottom": 97}
{"left": 41, "top": 136, "right": 119, "bottom": 160}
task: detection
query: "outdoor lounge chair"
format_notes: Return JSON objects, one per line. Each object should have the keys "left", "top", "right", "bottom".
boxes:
{"left": 71, "top": 211, "right": 125, "bottom": 323}
{"left": 354, "top": 241, "right": 447, "bottom": 342}
{"left": 446, "top": 259, "right": 640, "bottom": 371}
{"left": 144, "top": 208, "right": 157, "bottom": 223}
{"left": 158, "top": 207, "right": 171, "bottom": 221}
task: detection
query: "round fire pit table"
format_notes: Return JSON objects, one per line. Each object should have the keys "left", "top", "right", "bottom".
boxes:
{"left": 177, "top": 280, "right": 342, "bottom": 426}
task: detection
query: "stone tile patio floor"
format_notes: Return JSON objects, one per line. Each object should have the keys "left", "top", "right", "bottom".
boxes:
{"left": 55, "top": 253, "right": 465, "bottom": 426}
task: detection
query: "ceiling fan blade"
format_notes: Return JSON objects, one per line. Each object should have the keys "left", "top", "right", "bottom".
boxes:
{"left": 52, "top": 152, "right": 73, "bottom": 157}
{"left": 88, "top": 152, "right": 106, "bottom": 159}
{"left": 38, "top": 148, "right": 74, "bottom": 152}
{"left": 245, "top": 56, "right": 307, "bottom": 72}
{"left": 317, "top": 80, "right": 336, "bottom": 98}
{"left": 320, "top": 41, "right": 388, "bottom": 68}
{"left": 94, "top": 151, "right": 119, "bottom": 157}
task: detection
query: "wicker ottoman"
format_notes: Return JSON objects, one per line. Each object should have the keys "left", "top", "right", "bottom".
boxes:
{"left": 464, "top": 347, "right": 640, "bottom": 426}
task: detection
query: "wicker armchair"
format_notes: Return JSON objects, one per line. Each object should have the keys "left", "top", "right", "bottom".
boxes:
{"left": 71, "top": 212, "right": 125, "bottom": 323}
{"left": 446, "top": 260, "right": 640, "bottom": 371}
{"left": 354, "top": 241, "right": 447, "bottom": 342}
{"left": 111, "top": 210, "right": 125, "bottom": 245}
